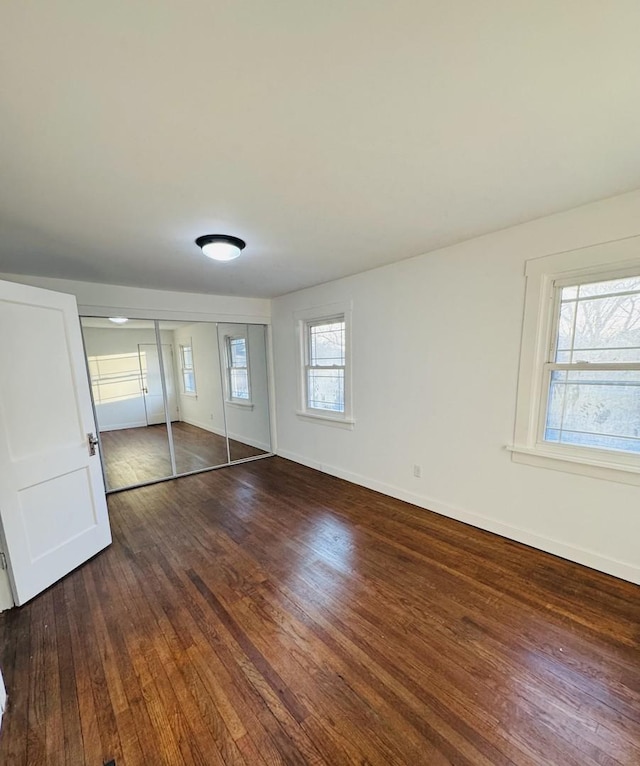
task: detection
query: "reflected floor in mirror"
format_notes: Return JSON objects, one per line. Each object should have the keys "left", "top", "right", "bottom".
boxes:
{"left": 100, "top": 422, "right": 267, "bottom": 489}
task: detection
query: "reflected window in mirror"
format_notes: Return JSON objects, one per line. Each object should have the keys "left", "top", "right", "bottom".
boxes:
{"left": 179, "top": 342, "right": 197, "bottom": 396}
{"left": 225, "top": 334, "right": 251, "bottom": 404}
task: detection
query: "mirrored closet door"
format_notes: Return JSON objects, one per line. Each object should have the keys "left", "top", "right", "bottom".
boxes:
{"left": 80, "top": 317, "right": 273, "bottom": 492}
{"left": 218, "top": 323, "right": 272, "bottom": 463}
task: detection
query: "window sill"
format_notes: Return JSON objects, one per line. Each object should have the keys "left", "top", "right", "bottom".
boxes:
{"left": 296, "top": 410, "right": 355, "bottom": 430}
{"left": 226, "top": 400, "right": 254, "bottom": 411}
{"left": 506, "top": 443, "right": 640, "bottom": 486}
{"left": 182, "top": 392, "right": 197, "bottom": 398}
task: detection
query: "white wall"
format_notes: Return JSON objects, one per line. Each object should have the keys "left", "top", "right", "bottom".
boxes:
{"left": 0, "top": 274, "right": 271, "bottom": 324}
{"left": 171, "top": 322, "right": 272, "bottom": 451}
{"left": 272, "top": 190, "right": 640, "bottom": 585}
{"left": 219, "top": 323, "right": 272, "bottom": 451}
{"left": 82, "top": 326, "right": 176, "bottom": 431}
{"left": 172, "top": 322, "right": 226, "bottom": 434}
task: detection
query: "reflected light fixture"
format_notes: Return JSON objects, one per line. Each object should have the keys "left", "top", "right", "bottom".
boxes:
{"left": 108, "top": 317, "right": 129, "bottom": 324}
{"left": 196, "top": 234, "right": 246, "bottom": 262}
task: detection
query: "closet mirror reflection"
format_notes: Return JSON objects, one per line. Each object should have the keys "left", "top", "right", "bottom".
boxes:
{"left": 217, "top": 323, "right": 272, "bottom": 463}
{"left": 80, "top": 317, "right": 272, "bottom": 492}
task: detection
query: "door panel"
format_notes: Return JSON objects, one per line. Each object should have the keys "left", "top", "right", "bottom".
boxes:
{"left": 19, "top": 468, "right": 97, "bottom": 560}
{"left": 0, "top": 279, "right": 112, "bottom": 606}
{"left": 139, "top": 343, "right": 178, "bottom": 425}
{"left": 1, "top": 302, "right": 83, "bottom": 456}
{"left": 161, "top": 320, "right": 230, "bottom": 474}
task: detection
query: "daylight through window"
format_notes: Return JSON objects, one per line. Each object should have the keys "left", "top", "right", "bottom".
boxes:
{"left": 226, "top": 336, "right": 250, "bottom": 400}
{"left": 180, "top": 344, "right": 196, "bottom": 394}
{"left": 544, "top": 275, "right": 640, "bottom": 455}
{"left": 306, "top": 317, "right": 346, "bottom": 413}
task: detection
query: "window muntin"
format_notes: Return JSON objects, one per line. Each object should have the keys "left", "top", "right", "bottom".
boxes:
{"left": 226, "top": 335, "right": 250, "bottom": 401}
{"left": 542, "top": 276, "right": 640, "bottom": 455}
{"left": 179, "top": 344, "right": 196, "bottom": 394}
{"left": 305, "top": 317, "right": 346, "bottom": 413}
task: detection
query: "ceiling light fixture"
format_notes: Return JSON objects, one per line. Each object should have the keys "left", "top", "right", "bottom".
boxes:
{"left": 196, "top": 234, "right": 246, "bottom": 262}
{"left": 108, "top": 317, "right": 129, "bottom": 324}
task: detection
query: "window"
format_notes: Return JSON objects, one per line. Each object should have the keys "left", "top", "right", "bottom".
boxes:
{"left": 544, "top": 276, "right": 640, "bottom": 453}
{"left": 511, "top": 237, "right": 640, "bottom": 484}
{"left": 226, "top": 335, "right": 250, "bottom": 401}
{"left": 295, "top": 303, "right": 353, "bottom": 426}
{"left": 179, "top": 343, "right": 196, "bottom": 394}
{"left": 306, "top": 317, "right": 345, "bottom": 412}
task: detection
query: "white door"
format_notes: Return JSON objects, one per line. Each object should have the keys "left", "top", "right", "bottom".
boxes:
{"left": 138, "top": 343, "right": 178, "bottom": 425}
{"left": 0, "top": 280, "right": 112, "bottom": 606}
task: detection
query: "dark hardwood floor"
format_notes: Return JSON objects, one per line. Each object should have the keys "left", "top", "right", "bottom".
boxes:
{"left": 1, "top": 457, "right": 639, "bottom": 765}
{"left": 100, "top": 421, "right": 266, "bottom": 489}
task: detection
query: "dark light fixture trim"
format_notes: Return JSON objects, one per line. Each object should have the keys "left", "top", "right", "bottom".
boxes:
{"left": 196, "top": 234, "right": 246, "bottom": 262}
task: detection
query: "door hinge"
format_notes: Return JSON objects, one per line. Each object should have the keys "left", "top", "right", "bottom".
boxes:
{"left": 0, "top": 553, "right": 7, "bottom": 570}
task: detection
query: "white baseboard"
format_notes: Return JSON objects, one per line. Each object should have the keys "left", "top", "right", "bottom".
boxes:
{"left": 227, "top": 432, "right": 271, "bottom": 452}
{"left": 277, "top": 449, "right": 640, "bottom": 586}
{"left": 182, "top": 418, "right": 270, "bottom": 452}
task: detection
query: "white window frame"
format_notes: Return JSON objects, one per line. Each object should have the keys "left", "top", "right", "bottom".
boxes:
{"left": 510, "top": 236, "right": 640, "bottom": 485}
{"left": 224, "top": 333, "right": 253, "bottom": 408}
{"left": 179, "top": 342, "right": 197, "bottom": 396}
{"left": 295, "top": 302, "right": 354, "bottom": 428}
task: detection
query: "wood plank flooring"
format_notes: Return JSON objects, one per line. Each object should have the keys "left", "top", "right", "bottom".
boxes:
{"left": 1, "top": 457, "right": 639, "bottom": 765}
{"left": 100, "top": 421, "right": 266, "bottom": 490}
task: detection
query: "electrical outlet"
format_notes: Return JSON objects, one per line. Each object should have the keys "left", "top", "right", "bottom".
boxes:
{"left": 413, "top": 464, "right": 421, "bottom": 478}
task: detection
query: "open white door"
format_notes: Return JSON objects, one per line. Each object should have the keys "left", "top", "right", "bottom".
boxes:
{"left": 0, "top": 279, "right": 111, "bottom": 606}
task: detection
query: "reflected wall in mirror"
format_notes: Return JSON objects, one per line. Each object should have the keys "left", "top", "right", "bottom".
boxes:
{"left": 159, "top": 320, "right": 230, "bottom": 473}
{"left": 80, "top": 318, "right": 174, "bottom": 490}
{"left": 218, "top": 323, "right": 272, "bottom": 462}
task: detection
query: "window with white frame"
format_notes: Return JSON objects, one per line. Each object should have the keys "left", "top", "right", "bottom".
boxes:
{"left": 511, "top": 237, "right": 640, "bottom": 483}
{"left": 305, "top": 317, "right": 346, "bottom": 413}
{"left": 544, "top": 275, "right": 640, "bottom": 453}
{"left": 179, "top": 343, "right": 196, "bottom": 395}
{"left": 292, "top": 305, "right": 354, "bottom": 429}
{"left": 226, "top": 335, "right": 250, "bottom": 402}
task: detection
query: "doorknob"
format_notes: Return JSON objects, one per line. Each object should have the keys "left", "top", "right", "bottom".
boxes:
{"left": 87, "top": 432, "right": 99, "bottom": 456}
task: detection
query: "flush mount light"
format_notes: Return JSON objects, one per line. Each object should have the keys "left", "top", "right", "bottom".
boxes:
{"left": 108, "top": 317, "right": 129, "bottom": 324}
{"left": 196, "top": 234, "right": 246, "bottom": 262}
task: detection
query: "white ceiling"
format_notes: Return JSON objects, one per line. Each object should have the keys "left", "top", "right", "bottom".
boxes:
{"left": 1, "top": 2, "right": 639, "bottom": 299}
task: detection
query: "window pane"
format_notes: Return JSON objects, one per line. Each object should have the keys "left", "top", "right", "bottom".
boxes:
{"left": 230, "top": 338, "right": 247, "bottom": 367}
{"left": 561, "top": 285, "right": 578, "bottom": 300}
{"left": 545, "top": 370, "right": 567, "bottom": 433}
{"left": 230, "top": 369, "right": 249, "bottom": 399}
{"left": 578, "top": 275, "right": 640, "bottom": 298}
{"left": 544, "top": 370, "right": 640, "bottom": 453}
{"left": 555, "top": 278, "right": 640, "bottom": 363}
{"left": 183, "top": 371, "right": 195, "bottom": 393}
{"left": 182, "top": 346, "right": 193, "bottom": 368}
{"left": 572, "top": 294, "right": 640, "bottom": 362}
{"left": 309, "top": 321, "right": 345, "bottom": 366}
{"left": 556, "top": 301, "right": 575, "bottom": 355}
{"left": 307, "top": 368, "right": 344, "bottom": 412}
